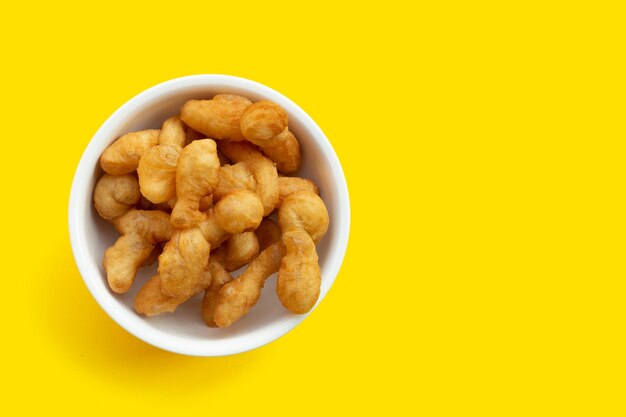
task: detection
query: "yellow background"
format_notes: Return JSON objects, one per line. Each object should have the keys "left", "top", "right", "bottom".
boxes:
{"left": 1, "top": 1, "right": 624, "bottom": 415}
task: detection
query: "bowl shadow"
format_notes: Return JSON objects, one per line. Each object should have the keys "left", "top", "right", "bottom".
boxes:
{"left": 39, "top": 244, "right": 267, "bottom": 393}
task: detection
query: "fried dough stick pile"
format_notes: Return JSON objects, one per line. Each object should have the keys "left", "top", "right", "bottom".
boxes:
{"left": 94, "top": 93, "right": 329, "bottom": 328}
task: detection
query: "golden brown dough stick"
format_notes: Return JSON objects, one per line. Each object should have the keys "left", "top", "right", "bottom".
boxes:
{"left": 277, "top": 176, "right": 319, "bottom": 208}
{"left": 93, "top": 174, "right": 141, "bottom": 221}
{"left": 137, "top": 117, "right": 186, "bottom": 204}
{"left": 103, "top": 209, "right": 172, "bottom": 293}
{"left": 202, "top": 257, "right": 233, "bottom": 327}
{"left": 240, "top": 100, "right": 290, "bottom": 147}
{"left": 159, "top": 116, "right": 186, "bottom": 147}
{"left": 255, "top": 218, "right": 281, "bottom": 251}
{"left": 160, "top": 190, "right": 263, "bottom": 298}
{"left": 207, "top": 220, "right": 281, "bottom": 327}
{"left": 213, "top": 242, "right": 286, "bottom": 327}
{"left": 218, "top": 141, "right": 278, "bottom": 216}
{"left": 206, "top": 189, "right": 264, "bottom": 237}
{"left": 276, "top": 191, "right": 329, "bottom": 313}
{"left": 239, "top": 101, "right": 301, "bottom": 174}
{"left": 171, "top": 139, "right": 220, "bottom": 228}
{"left": 260, "top": 131, "right": 301, "bottom": 174}
{"left": 100, "top": 129, "right": 160, "bottom": 175}
{"left": 135, "top": 269, "right": 211, "bottom": 317}
{"left": 278, "top": 191, "right": 329, "bottom": 244}
{"left": 158, "top": 228, "right": 211, "bottom": 298}
{"left": 180, "top": 94, "right": 252, "bottom": 141}
{"left": 137, "top": 145, "right": 181, "bottom": 204}
{"left": 276, "top": 229, "right": 319, "bottom": 314}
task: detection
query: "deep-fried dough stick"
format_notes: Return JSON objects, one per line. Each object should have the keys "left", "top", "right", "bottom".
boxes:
{"left": 159, "top": 116, "right": 186, "bottom": 147}
{"left": 276, "top": 229, "right": 319, "bottom": 314}
{"left": 137, "top": 117, "right": 186, "bottom": 204}
{"left": 240, "top": 100, "right": 290, "bottom": 147}
{"left": 260, "top": 132, "right": 301, "bottom": 174}
{"left": 239, "top": 101, "right": 301, "bottom": 174}
{"left": 201, "top": 256, "right": 233, "bottom": 327}
{"left": 201, "top": 190, "right": 264, "bottom": 239}
{"left": 180, "top": 94, "right": 252, "bottom": 141}
{"left": 208, "top": 219, "right": 282, "bottom": 327}
{"left": 100, "top": 129, "right": 160, "bottom": 175}
{"left": 277, "top": 191, "right": 329, "bottom": 313}
{"left": 277, "top": 176, "right": 319, "bottom": 208}
{"left": 278, "top": 191, "right": 329, "bottom": 243}
{"left": 213, "top": 242, "right": 286, "bottom": 327}
{"left": 218, "top": 141, "right": 278, "bottom": 216}
{"left": 93, "top": 174, "right": 141, "bottom": 221}
{"left": 103, "top": 209, "right": 172, "bottom": 293}
{"left": 157, "top": 227, "right": 211, "bottom": 298}
{"left": 135, "top": 269, "right": 211, "bottom": 317}
{"left": 171, "top": 139, "right": 220, "bottom": 228}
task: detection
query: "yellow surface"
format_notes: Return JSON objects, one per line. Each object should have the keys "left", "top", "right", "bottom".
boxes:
{"left": 1, "top": 1, "right": 624, "bottom": 415}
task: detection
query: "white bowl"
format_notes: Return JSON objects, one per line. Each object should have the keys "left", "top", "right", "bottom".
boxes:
{"left": 68, "top": 75, "right": 350, "bottom": 356}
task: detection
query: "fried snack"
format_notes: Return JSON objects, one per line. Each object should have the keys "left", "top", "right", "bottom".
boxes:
{"left": 255, "top": 218, "right": 281, "bottom": 251}
{"left": 93, "top": 174, "right": 141, "bottom": 221}
{"left": 221, "top": 232, "right": 260, "bottom": 271}
{"left": 137, "top": 145, "right": 181, "bottom": 203}
{"left": 180, "top": 94, "right": 252, "bottom": 141}
{"left": 260, "top": 131, "right": 301, "bottom": 174}
{"left": 159, "top": 116, "right": 186, "bottom": 148}
{"left": 197, "top": 190, "right": 263, "bottom": 247}
{"left": 276, "top": 229, "right": 320, "bottom": 314}
{"left": 202, "top": 257, "right": 233, "bottom": 327}
{"left": 212, "top": 189, "right": 264, "bottom": 235}
{"left": 103, "top": 209, "right": 172, "bottom": 293}
{"left": 96, "top": 94, "right": 333, "bottom": 327}
{"left": 158, "top": 227, "right": 211, "bottom": 298}
{"left": 214, "top": 242, "right": 286, "bottom": 327}
{"left": 218, "top": 141, "right": 278, "bottom": 215}
{"left": 137, "top": 117, "right": 186, "bottom": 203}
{"left": 171, "top": 139, "right": 220, "bottom": 228}
{"left": 100, "top": 129, "right": 160, "bottom": 175}
{"left": 277, "top": 176, "right": 319, "bottom": 208}
{"left": 208, "top": 219, "right": 282, "bottom": 327}
{"left": 160, "top": 190, "right": 263, "bottom": 298}
{"left": 278, "top": 190, "right": 329, "bottom": 244}
{"left": 240, "top": 100, "right": 290, "bottom": 147}
{"left": 135, "top": 269, "right": 211, "bottom": 317}
{"left": 276, "top": 191, "right": 329, "bottom": 313}
{"left": 239, "top": 101, "right": 301, "bottom": 174}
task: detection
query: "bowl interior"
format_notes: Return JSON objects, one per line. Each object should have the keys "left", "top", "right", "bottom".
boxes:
{"left": 71, "top": 77, "right": 348, "bottom": 355}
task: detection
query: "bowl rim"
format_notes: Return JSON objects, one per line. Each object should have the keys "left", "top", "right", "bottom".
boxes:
{"left": 68, "top": 74, "right": 350, "bottom": 356}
